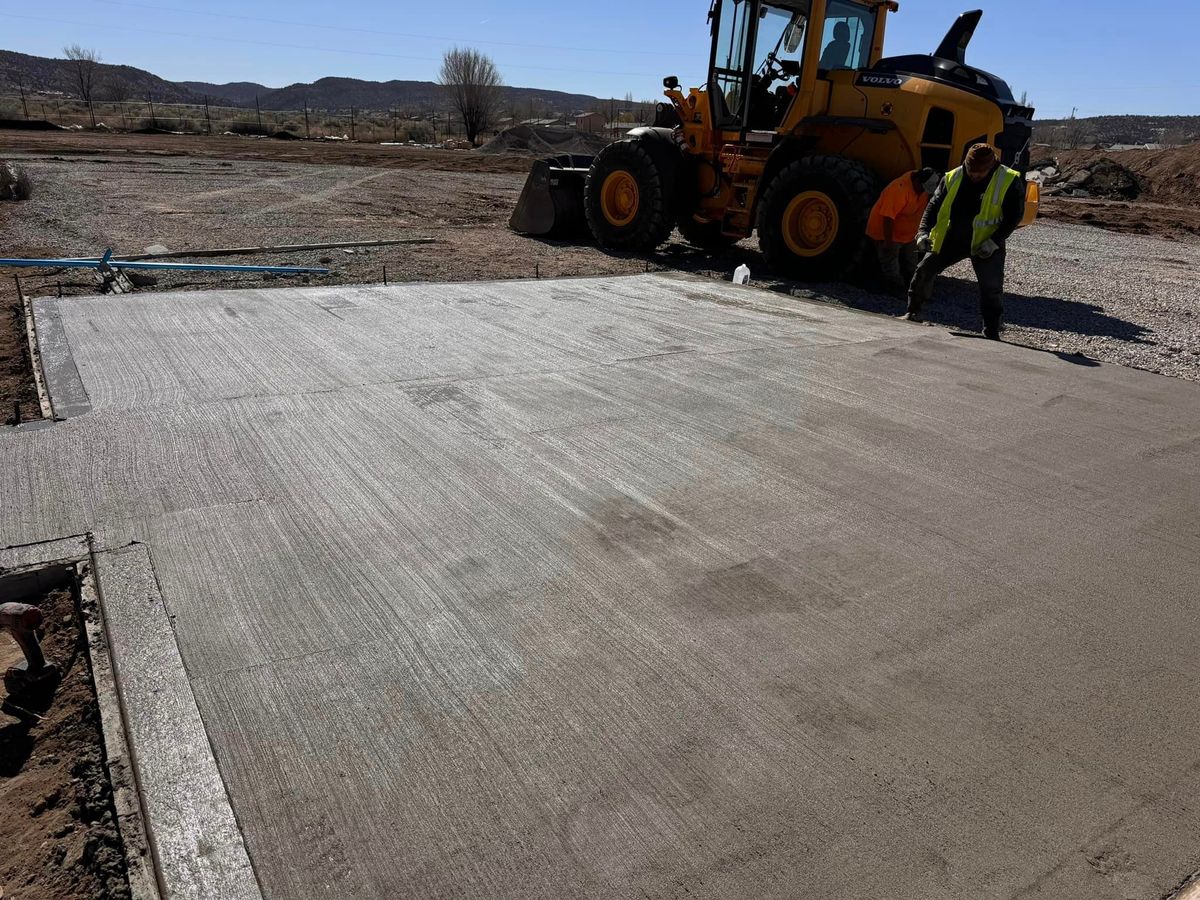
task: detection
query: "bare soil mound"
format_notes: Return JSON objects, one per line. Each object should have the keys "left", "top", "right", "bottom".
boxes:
{"left": 480, "top": 125, "right": 611, "bottom": 157}
{"left": 1053, "top": 145, "right": 1200, "bottom": 206}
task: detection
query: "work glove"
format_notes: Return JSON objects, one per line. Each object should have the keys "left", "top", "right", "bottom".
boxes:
{"left": 975, "top": 238, "right": 999, "bottom": 259}
{"left": 915, "top": 234, "right": 932, "bottom": 253}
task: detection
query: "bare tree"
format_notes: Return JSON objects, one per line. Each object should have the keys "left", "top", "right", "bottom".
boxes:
{"left": 438, "top": 47, "right": 503, "bottom": 146}
{"left": 64, "top": 44, "right": 102, "bottom": 127}
{"left": 104, "top": 77, "right": 132, "bottom": 129}
{"left": 1062, "top": 107, "right": 1086, "bottom": 150}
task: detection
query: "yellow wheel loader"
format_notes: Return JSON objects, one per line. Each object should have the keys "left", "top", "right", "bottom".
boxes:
{"left": 510, "top": 0, "right": 1039, "bottom": 279}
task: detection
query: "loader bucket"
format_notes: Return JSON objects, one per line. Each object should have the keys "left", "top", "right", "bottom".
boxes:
{"left": 509, "top": 154, "right": 594, "bottom": 237}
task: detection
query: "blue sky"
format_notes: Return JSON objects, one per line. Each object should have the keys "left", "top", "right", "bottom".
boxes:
{"left": 7, "top": 0, "right": 1195, "bottom": 118}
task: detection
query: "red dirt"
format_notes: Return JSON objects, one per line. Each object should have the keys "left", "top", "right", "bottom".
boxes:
{"left": 0, "top": 587, "right": 132, "bottom": 900}
{"left": 1038, "top": 196, "right": 1200, "bottom": 239}
{"left": 1053, "top": 145, "right": 1200, "bottom": 207}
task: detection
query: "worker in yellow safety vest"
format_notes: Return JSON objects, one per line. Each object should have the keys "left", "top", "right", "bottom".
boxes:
{"left": 905, "top": 143, "right": 1025, "bottom": 340}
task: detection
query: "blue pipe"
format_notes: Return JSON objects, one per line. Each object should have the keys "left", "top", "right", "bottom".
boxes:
{"left": 0, "top": 249, "right": 328, "bottom": 275}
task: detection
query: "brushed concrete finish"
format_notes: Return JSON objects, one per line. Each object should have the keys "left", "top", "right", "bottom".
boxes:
{"left": 94, "top": 544, "right": 262, "bottom": 900}
{"left": 2, "top": 274, "right": 1200, "bottom": 899}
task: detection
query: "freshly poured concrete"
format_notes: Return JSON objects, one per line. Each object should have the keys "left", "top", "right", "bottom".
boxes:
{"left": 4, "top": 274, "right": 1200, "bottom": 899}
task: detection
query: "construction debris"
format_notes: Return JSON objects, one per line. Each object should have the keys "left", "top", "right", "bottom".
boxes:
{"left": 0, "top": 160, "right": 32, "bottom": 201}
{"left": 480, "top": 125, "right": 610, "bottom": 156}
{"left": 1031, "top": 157, "right": 1141, "bottom": 200}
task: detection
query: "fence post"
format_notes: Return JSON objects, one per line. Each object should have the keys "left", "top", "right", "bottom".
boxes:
{"left": 148, "top": 93, "right": 157, "bottom": 129}
{"left": 255, "top": 95, "right": 263, "bottom": 133}
{"left": 392, "top": 108, "right": 398, "bottom": 142}
{"left": 350, "top": 106, "right": 356, "bottom": 141}
{"left": 304, "top": 100, "right": 310, "bottom": 139}
{"left": 17, "top": 79, "right": 29, "bottom": 119}
{"left": 204, "top": 95, "right": 212, "bottom": 135}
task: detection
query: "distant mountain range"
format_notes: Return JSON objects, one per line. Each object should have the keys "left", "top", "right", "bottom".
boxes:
{"left": 5, "top": 49, "right": 1198, "bottom": 145}
{"left": 0, "top": 49, "right": 610, "bottom": 114}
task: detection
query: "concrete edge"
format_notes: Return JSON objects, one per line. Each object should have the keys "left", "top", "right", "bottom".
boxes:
{"left": 79, "top": 547, "right": 164, "bottom": 900}
{"left": 91, "top": 542, "right": 263, "bottom": 900}
{"left": 18, "top": 275, "right": 55, "bottom": 420}
{"left": 30, "top": 297, "right": 93, "bottom": 420}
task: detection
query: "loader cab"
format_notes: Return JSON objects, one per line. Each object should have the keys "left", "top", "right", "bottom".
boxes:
{"left": 707, "top": 0, "right": 886, "bottom": 134}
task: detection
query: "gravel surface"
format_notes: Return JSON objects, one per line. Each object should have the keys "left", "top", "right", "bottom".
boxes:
{"left": 780, "top": 221, "right": 1200, "bottom": 380}
{"left": 2, "top": 149, "right": 1199, "bottom": 399}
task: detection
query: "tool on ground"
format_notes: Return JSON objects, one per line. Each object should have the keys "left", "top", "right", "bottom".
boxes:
{"left": 510, "top": 2, "right": 1039, "bottom": 280}
{"left": 79, "top": 237, "right": 438, "bottom": 262}
{"left": 1, "top": 602, "right": 60, "bottom": 698}
{"left": 0, "top": 249, "right": 329, "bottom": 275}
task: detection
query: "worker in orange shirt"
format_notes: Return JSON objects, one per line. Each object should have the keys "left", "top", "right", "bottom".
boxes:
{"left": 867, "top": 167, "right": 940, "bottom": 295}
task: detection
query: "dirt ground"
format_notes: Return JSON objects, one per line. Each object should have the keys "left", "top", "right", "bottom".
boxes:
{"left": 0, "top": 587, "right": 132, "bottom": 900}
{"left": 1034, "top": 144, "right": 1200, "bottom": 237}
{"left": 0, "top": 129, "right": 533, "bottom": 175}
{"left": 2, "top": 131, "right": 1199, "bottom": 420}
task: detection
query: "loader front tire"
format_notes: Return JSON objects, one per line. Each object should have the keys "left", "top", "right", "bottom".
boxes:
{"left": 757, "top": 155, "right": 876, "bottom": 280}
{"left": 585, "top": 140, "right": 675, "bottom": 251}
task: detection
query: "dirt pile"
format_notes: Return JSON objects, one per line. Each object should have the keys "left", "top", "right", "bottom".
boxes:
{"left": 1032, "top": 157, "right": 1141, "bottom": 200}
{"left": 1048, "top": 144, "right": 1200, "bottom": 206}
{"left": 480, "top": 125, "right": 611, "bottom": 157}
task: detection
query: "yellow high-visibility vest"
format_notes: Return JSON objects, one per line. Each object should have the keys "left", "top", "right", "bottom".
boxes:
{"left": 930, "top": 164, "right": 1022, "bottom": 255}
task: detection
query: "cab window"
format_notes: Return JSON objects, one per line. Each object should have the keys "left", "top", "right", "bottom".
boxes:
{"left": 819, "top": 0, "right": 875, "bottom": 70}
{"left": 712, "top": 0, "right": 754, "bottom": 123}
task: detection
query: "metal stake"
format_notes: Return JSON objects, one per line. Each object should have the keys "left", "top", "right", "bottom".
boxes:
{"left": 383, "top": 265, "right": 388, "bottom": 285}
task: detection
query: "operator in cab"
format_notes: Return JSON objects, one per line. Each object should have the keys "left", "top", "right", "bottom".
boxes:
{"left": 866, "top": 167, "right": 939, "bottom": 296}
{"left": 905, "top": 144, "right": 1025, "bottom": 340}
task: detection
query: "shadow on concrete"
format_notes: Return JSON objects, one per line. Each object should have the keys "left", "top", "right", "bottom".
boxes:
{"left": 799, "top": 274, "right": 1153, "bottom": 343}
{"left": 949, "top": 331, "right": 1104, "bottom": 366}
{"left": 524, "top": 238, "right": 1152, "bottom": 346}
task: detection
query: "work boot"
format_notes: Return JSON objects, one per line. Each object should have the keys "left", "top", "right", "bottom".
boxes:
{"left": 901, "top": 300, "right": 923, "bottom": 323}
{"left": 984, "top": 321, "right": 1001, "bottom": 340}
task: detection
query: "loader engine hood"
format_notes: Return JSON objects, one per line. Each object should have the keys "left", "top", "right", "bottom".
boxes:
{"left": 867, "top": 53, "right": 1019, "bottom": 110}
{"left": 867, "top": 9, "right": 1030, "bottom": 115}
{"left": 862, "top": 9, "right": 1035, "bottom": 170}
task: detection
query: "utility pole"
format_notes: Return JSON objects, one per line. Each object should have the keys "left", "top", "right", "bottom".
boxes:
{"left": 147, "top": 93, "right": 157, "bottom": 129}
{"left": 255, "top": 95, "right": 263, "bottom": 132}
{"left": 17, "top": 77, "right": 29, "bottom": 119}
{"left": 203, "top": 95, "right": 212, "bottom": 135}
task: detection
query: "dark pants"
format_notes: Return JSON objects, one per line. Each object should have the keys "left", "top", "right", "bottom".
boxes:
{"left": 907, "top": 246, "right": 1006, "bottom": 336}
{"left": 874, "top": 239, "right": 919, "bottom": 294}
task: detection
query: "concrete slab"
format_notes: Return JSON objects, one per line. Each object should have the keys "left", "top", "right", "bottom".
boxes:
{"left": 3, "top": 273, "right": 1200, "bottom": 899}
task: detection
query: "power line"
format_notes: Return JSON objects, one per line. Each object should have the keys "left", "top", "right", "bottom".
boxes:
{"left": 91, "top": 0, "right": 698, "bottom": 59}
{"left": 9, "top": 14, "right": 670, "bottom": 79}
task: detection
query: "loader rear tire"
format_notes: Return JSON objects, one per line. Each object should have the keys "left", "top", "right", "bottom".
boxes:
{"left": 757, "top": 155, "right": 876, "bottom": 280}
{"left": 585, "top": 140, "right": 675, "bottom": 251}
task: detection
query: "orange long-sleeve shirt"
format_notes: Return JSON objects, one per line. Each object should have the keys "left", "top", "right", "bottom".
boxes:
{"left": 867, "top": 173, "right": 931, "bottom": 244}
